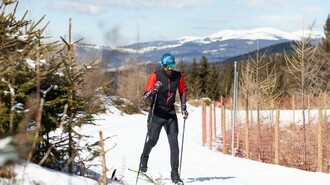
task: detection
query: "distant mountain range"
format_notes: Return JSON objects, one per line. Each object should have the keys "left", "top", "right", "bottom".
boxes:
{"left": 76, "top": 27, "right": 324, "bottom": 68}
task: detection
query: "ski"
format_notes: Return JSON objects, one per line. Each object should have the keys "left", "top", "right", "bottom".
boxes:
{"left": 129, "top": 168, "right": 157, "bottom": 184}
{"left": 129, "top": 168, "right": 185, "bottom": 185}
{"left": 173, "top": 182, "right": 184, "bottom": 185}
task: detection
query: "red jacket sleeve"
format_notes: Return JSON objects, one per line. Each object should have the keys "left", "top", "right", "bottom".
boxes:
{"left": 144, "top": 72, "right": 157, "bottom": 93}
{"left": 178, "top": 75, "right": 186, "bottom": 95}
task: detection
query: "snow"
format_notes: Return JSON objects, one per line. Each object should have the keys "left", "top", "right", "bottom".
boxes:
{"left": 119, "top": 27, "right": 324, "bottom": 54}
{"left": 1, "top": 101, "right": 330, "bottom": 185}
{"left": 179, "top": 27, "right": 324, "bottom": 44}
{"left": 207, "top": 27, "right": 323, "bottom": 41}
{"left": 25, "top": 58, "right": 47, "bottom": 69}
{"left": 177, "top": 36, "right": 203, "bottom": 43}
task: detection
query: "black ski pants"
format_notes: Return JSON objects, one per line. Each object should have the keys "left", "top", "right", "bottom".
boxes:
{"left": 142, "top": 110, "right": 180, "bottom": 173}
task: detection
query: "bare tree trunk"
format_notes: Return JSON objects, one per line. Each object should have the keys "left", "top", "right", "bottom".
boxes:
{"left": 245, "top": 93, "right": 249, "bottom": 159}
{"left": 67, "top": 18, "right": 74, "bottom": 174}
{"left": 9, "top": 77, "right": 15, "bottom": 134}
{"left": 257, "top": 99, "right": 262, "bottom": 161}
{"left": 292, "top": 94, "right": 295, "bottom": 124}
{"left": 209, "top": 104, "right": 213, "bottom": 150}
{"left": 307, "top": 95, "right": 311, "bottom": 124}
{"left": 301, "top": 83, "right": 307, "bottom": 167}
{"left": 221, "top": 100, "right": 227, "bottom": 154}
{"left": 317, "top": 108, "right": 323, "bottom": 172}
{"left": 202, "top": 102, "right": 206, "bottom": 146}
{"left": 213, "top": 101, "right": 217, "bottom": 138}
{"left": 274, "top": 109, "right": 280, "bottom": 164}
{"left": 27, "top": 45, "right": 43, "bottom": 163}
{"left": 99, "top": 131, "right": 107, "bottom": 184}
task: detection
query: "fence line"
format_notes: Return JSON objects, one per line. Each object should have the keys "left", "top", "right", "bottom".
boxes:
{"left": 200, "top": 97, "right": 330, "bottom": 173}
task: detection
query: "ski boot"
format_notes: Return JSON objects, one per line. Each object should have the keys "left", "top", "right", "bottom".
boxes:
{"left": 171, "top": 172, "right": 184, "bottom": 184}
{"left": 140, "top": 155, "right": 149, "bottom": 173}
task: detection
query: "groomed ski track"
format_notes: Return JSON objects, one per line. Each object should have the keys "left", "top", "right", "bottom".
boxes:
{"left": 76, "top": 105, "right": 330, "bottom": 185}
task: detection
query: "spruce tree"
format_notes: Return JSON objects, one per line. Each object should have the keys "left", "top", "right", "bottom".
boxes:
{"left": 50, "top": 18, "right": 104, "bottom": 173}
{"left": 318, "top": 14, "right": 330, "bottom": 91}
{"left": 0, "top": 2, "right": 70, "bottom": 168}
{"left": 186, "top": 58, "right": 200, "bottom": 99}
{"left": 323, "top": 14, "right": 330, "bottom": 52}
{"left": 0, "top": 2, "right": 57, "bottom": 136}
{"left": 176, "top": 61, "right": 187, "bottom": 75}
{"left": 206, "top": 64, "right": 221, "bottom": 100}
{"left": 198, "top": 56, "right": 209, "bottom": 98}
{"left": 217, "top": 61, "right": 234, "bottom": 98}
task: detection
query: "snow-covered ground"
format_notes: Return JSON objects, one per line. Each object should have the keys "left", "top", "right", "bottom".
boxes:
{"left": 2, "top": 102, "right": 330, "bottom": 185}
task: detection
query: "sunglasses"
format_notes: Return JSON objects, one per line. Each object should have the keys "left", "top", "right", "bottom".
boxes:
{"left": 164, "top": 63, "right": 175, "bottom": 69}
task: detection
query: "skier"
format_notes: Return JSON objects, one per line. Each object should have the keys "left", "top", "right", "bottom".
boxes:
{"left": 140, "top": 53, "right": 189, "bottom": 184}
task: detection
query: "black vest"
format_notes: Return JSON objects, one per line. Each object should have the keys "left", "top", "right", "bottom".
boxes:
{"left": 154, "top": 69, "right": 181, "bottom": 110}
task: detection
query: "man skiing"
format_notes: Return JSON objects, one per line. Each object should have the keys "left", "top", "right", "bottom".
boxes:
{"left": 140, "top": 53, "right": 189, "bottom": 184}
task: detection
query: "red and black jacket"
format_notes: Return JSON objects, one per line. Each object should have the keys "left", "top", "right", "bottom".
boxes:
{"left": 143, "top": 69, "right": 186, "bottom": 112}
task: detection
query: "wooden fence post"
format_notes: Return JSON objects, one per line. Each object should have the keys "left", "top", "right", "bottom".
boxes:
{"left": 209, "top": 103, "right": 213, "bottom": 150}
{"left": 317, "top": 108, "right": 323, "bottom": 172}
{"left": 236, "top": 131, "right": 240, "bottom": 150}
{"left": 292, "top": 94, "right": 295, "bottom": 124}
{"left": 274, "top": 109, "right": 280, "bottom": 165}
{"left": 99, "top": 131, "right": 107, "bottom": 184}
{"left": 202, "top": 101, "right": 206, "bottom": 146}
{"left": 308, "top": 95, "right": 311, "bottom": 124}
{"left": 324, "top": 95, "right": 328, "bottom": 124}
{"left": 245, "top": 107, "right": 249, "bottom": 159}
{"left": 213, "top": 101, "right": 217, "bottom": 138}
{"left": 221, "top": 98, "right": 227, "bottom": 154}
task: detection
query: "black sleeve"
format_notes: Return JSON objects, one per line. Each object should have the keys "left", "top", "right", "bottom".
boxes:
{"left": 180, "top": 94, "right": 187, "bottom": 110}
{"left": 143, "top": 90, "right": 155, "bottom": 105}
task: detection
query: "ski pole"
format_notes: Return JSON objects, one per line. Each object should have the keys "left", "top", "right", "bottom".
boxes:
{"left": 179, "top": 117, "right": 186, "bottom": 175}
{"left": 136, "top": 93, "right": 158, "bottom": 185}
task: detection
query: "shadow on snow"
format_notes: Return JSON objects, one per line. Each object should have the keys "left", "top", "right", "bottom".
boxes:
{"left": 185, "top": 176, "right": 235, "bottom": 183}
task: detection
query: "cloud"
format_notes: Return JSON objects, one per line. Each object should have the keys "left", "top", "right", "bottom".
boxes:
{"left": 49, "top": 0, "right": 214, "bottom": 15}
{"left": 51, "top": 1, "right": 107, "bottom": 15}
{"left": 303, "top": 6, "right": 323, "bottom": 14}
{"left": 254, "top": 14, "right": 322, "bottom": 30}
{"left": 256, "top": 14, "right": 302, "bottom": 22}
{"left": 234, "top": 0, "right": 294, "bottom": 9}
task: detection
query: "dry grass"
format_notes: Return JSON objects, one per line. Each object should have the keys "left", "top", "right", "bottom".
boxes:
{"left": 223, "top": 121, "right": 330, "bottom": 173}
{"left": 0, "top": 166, "right": 16, "bottom": 179}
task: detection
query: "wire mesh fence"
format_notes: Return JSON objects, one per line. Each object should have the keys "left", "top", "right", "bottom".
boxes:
{"left": 200, "top": 96, "right": 330, "bottom": 173}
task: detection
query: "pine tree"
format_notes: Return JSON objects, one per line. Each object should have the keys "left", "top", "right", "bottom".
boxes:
{"left": 0, "top": 2, "right": 57, "bottom": 136}
{"left": 50, "top": 18, "right": 105, "bottom": 173}
{"left": 198, "top": 56, "right": 209, "bottom": 98}
{"left": 186, "top": 58, "right": 201, "bottom": 99}
{"left": 317, "top": 14, "right": 330, "bottom": 91}
{"left": 323, "top": 14, "right": 330, "bottom": 52}
{"left": 218, "top": 61, "right": 234, "bottom": 98}
{"left": 206, "top": 64, "right": 221, "bottom": 100}
{"left": 0, "top": 2, "right": 75, "bottom": 169}
{"left": 176, "top": 61, "right": 187, "bottom": 75}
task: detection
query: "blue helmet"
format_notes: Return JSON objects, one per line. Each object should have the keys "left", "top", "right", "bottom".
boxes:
{"left": 160, "top": 53, "right": 175, "bottom": 67}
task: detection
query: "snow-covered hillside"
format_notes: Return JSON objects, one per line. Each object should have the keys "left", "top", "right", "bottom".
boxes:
{"left": 2, "top": 101, "right": 330, "bottom": 185}
{"left": 191, "top": 27, "right": 323, "bottom": 43}
{"left": 98, "top": 27, "right": 324, "bottom": 67}
{"left": 127, "top": 27, "right": 324, "bottom": 51}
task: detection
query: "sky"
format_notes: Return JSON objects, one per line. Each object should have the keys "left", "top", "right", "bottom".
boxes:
{"left": 2, "top": 100, "right": 330, "bottom": 185}
{"left": 8, "top": 0, "right": 330, "bottom": 47}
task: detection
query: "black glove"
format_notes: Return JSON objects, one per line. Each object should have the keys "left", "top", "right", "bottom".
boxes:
{"left": 153, "top": 81, "right": 162, "bottom": 93}
{"left": 181, "top": 104, "right": 189, "bottom": 119}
